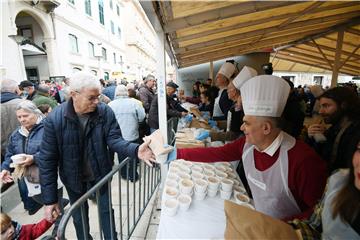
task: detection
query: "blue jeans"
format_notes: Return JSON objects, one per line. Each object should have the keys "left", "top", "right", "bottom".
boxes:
{"left": 66, "top": 182, "right": 117, "bottom": 240}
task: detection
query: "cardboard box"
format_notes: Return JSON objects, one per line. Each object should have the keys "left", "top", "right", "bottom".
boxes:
{"left": 189, "top": 118, "right": 211, "bottom": 129}
{"left": 216, "top": 120, "right": 227, "bottom": 131}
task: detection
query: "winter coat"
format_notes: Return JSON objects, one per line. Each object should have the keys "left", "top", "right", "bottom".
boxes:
{"left": 1, "top": 92, "right": 23, "bottom": 157}
{"left": 148, "top": 94, "right": 184, "bottom": 129}
{"left": 1, "top": 122, "right": 43, "bottom": 172}
{"left": 137, "top": 85, "right": 154, "bottom": 113}
{"left": 11, "top": 219, "right": 53, "bottom": 240}
{"left": 38, "top": 99, "right": 139, "bottom": 204}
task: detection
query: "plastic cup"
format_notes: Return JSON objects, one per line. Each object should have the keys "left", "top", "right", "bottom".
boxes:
{"left": 11, "top": 154, "right": 26, "bottom": 164}
{"left": 191, "top": 172, "right": 204, "bottom": 181}
{"left": 167, "top": 173, "right": 178, "bottom": 181}
{"left": 194, "top": 188, "right": 207, "bottom": 200}
{"left": 194, "top": 179, "right": 208, "bottom": 193}
{"left": 216, "top": 172, "right": 228, "bottom": 180}
{"left": 191, "top": 165, "right": 203, "bottom": 173}
{"left": 235, "top": 193, "right": 250, "bottom": 204}
{"left": 207, "top": 188, "right": 218, "bottom": 197}
{"left": 178, "top": 172, "right": 191, "bottom": 180}
{"left": 203, "top": 170, "right": 215, "bottom": 178}
{"left": 220, "top": 188, "right": 232, "bottom": 200}
{"left": 164, "top": 187, "right": 179, "bottom": 199}
{"left": 221, "top": 178, "right": 234, "bottom": 192}
{"left": 164, "top": 199, "right": 179, "bottom": 216}
{"left": 233, "top": 185, "right": 246, "bottom": 195}
{"left": 207, "top": 176, "right": 220, "bottom": 190}
{"left": 177, "top": 194, "right": 192, "bottom": 211}
{"left": 180, "top": 166, "right": 191, "bottom": 174}
{"left": 165, "top": 179, "right": 178, "bottom": 189}
{"left": 203, "top": 164, "right": 215, "bottom": 171}
{"left": 179, "top": 179, "right": 194, "bottom": 194}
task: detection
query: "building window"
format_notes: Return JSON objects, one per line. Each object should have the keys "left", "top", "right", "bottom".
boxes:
{"left": 85, "top": 0, "right": 91, "bottom": 16}
{"left": 91, "top": 70, "right": 97, "bottom": 76}
{"left": 110, "top": 21, "right": 115, "bottom": 34}
{"left": 98, "top": 0, "right": 104, "bottom": 25}
{"left": 102, "top": 47, "right": 107, "bottom": 61}
{"left": 281, "top": 76, "right": 295, "bottom": 82}
{"left": 314, "top": 76, "right": 323, "bottom": 85}
{"left": 113, "top": 52, "right": 117, "bottom": 64}
{"left": 109, "top": 0, "right": 113, "bottom": 9}
{"left": 18, "top": 26, "right": 33, "bottom": 41}
{"left": 116, "top": 5, "right": 120, "bottom": 16}
{"left": 68, "top": 34, "right": 79, "bottom": 53}
{"left": 117, "top": 27, "right": 121, "bottom": 39}
{"left": 104, "top": 72, "right": 109, "bottom": 80}
{"left": 68, "top": 0, "right": 75, "bottom": 4}
{"left": 88, "top": 42, "right": 95, "bottom": 57}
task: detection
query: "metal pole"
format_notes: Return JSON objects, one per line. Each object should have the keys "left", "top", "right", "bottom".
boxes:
{"left": 108, "top": 180, "right": 114, "bottom": 240}
{"left": 209, "top": 61, "right": 214, "bottom": 83}
{"left": 156, "top": 31, "right": 168, "bottom": 193}
{"left": 80, "top": 205, "right": 88, "bottom": 240}
{"left": 118, "top": 170, "right": 123, "bottom": 240}
{"left": 96, "top": 189, "right": 103, "bottom": 240}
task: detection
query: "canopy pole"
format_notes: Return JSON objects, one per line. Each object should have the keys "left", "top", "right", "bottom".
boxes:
{"left": 155, "top": 30, "right": 168, "bottom": 190}
{"left": 331, "top": 30, "right": 344, "bottom": 88}
{"left": 209, "top": 61, "right": 214, "bottom": 84}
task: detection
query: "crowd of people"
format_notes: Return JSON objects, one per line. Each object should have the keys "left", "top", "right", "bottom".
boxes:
{"left": 0, "top": 61, "right": 359, "bottom": 239}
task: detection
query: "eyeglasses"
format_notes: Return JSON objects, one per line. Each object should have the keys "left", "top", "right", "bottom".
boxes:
{"left": 75, "top": 91, "right": 100, "bottom": 102}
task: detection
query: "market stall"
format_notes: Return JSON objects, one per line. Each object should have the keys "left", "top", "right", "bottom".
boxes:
{"left": 156, "top": 159, "right": 253, "bottom": 239}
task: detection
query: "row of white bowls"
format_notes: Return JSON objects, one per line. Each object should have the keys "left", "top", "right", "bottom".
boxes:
{"left": 163, "top": 159, "right": 253, "bottom": 216}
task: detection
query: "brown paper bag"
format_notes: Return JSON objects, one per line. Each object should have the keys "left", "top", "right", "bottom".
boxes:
{"left": 189, "top": 118, "right": 211, "bottom": 129}
{"left": 143, "top": 130, "right": 173, "bottom": 157}
{"left": 190, "top": 107, "right": 202, "bottom": 119}
{"left": 224, "top": 200, "right": 301, "bottom": 240}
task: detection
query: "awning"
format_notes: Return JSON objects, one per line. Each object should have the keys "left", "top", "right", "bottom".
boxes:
{"left": 21, "top": 43, "right": 46, "bottom": 56}
{"left": 141, "top": 1, "right": 360, "bottom": 76}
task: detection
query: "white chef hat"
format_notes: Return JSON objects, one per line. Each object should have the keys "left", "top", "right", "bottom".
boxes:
{"left": 232, "top": 66, "right": 258, "bottom": 90}
{"left": 217, "top": 62, "right": 236, "bottom": 79}
{"left": 240, "top": 75, "right": 290, "bottom": 117}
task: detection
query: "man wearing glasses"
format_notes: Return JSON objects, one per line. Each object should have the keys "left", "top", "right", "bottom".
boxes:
{"left": 38, "top": 71, "right": 156, "bottom": 239}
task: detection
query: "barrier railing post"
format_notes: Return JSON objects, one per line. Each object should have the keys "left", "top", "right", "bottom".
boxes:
{"left": 57, "top": 157, "right": 161, "bottom": 240}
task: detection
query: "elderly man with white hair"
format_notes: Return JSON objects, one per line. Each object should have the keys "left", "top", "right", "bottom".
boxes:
{"left": 109, "top": 85, "right": 146, "bottom": 181}
{"left": 38, "top": 72, "right": 156, "bottom": 240}
{"left": 169, "top": 74, "right": 327, "bottom": 221}
{"left": 138, "top": 74, "right": 156, "bottom": 113}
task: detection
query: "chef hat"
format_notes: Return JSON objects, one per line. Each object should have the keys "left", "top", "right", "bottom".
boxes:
{"left": 240, "top": 75, "right": 290, "bottom": 117}
{"left": 217, "top": 62, "right": 236, "bottom": 79}
{"left": 232, "top": 66, "right": 258, "bottom": 90}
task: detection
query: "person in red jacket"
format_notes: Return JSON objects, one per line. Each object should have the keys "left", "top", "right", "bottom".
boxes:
{"left": 175, "top": 75, "right": 327, "bottom": 221}
{"left": 0, "top": 212, "right": 54, "bottom": 240}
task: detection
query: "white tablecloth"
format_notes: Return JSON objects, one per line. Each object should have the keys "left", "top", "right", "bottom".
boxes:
{"left": 157, "top": 192, "right": 227, "bottom": 239}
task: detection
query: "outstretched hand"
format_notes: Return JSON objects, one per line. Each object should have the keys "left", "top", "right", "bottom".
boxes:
{"left": 138, "top": 140, "right": 156, "bottom": 167}
{"left": 0, "top": 170, "right": 13, "bottom": 183}
{"left": 44, "top": 203, "right": 61, "bottom": 223}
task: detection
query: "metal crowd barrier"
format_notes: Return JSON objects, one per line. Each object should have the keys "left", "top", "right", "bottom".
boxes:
{"left": 57, "top": 157, "right": 161, "bottom": 240}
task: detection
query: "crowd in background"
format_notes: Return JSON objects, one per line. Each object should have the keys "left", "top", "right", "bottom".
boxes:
{"left": 0, "top": 64, "right": 360, "bottom": 239}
